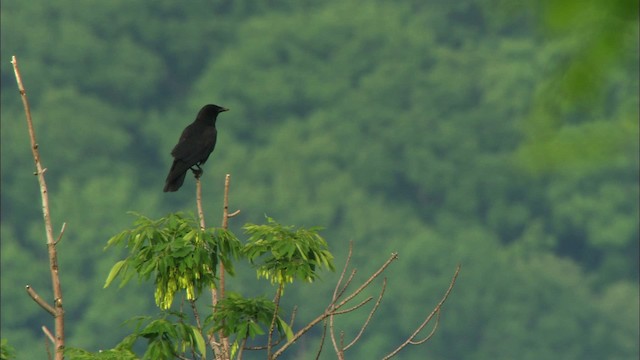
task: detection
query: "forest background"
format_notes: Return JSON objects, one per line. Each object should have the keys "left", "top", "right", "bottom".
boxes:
{"left": 1, "top": 0, "right": 638, "bottom": 359}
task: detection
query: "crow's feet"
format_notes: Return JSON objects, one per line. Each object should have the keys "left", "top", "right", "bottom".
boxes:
{"left": 190, "top": 165, "right": 203, "bottom": 179}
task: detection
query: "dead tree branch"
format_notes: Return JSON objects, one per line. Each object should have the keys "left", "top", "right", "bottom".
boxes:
{"left": 270, "top": 246, "right": 399, "bottom": 359}
{"left": 26, "top": 285, "right": 56, "bottom": 316}
{"left": 382, "top": 264, "right": 461, "bottom": 359}
{"left": 12, "top": 55, "right": 66, "bottom": 360}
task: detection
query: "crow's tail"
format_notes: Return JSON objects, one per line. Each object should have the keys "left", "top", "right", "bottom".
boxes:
{"left": 163, "top": 160, "right": 189, "bottom": 192}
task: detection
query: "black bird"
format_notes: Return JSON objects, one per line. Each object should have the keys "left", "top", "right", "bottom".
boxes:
{"left": 163, "top": 104, "right": 228, "bottom": 192}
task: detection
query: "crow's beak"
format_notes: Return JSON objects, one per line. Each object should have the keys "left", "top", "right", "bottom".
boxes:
{"left": 221, "top": 107, "right": 229, "bottom": 112}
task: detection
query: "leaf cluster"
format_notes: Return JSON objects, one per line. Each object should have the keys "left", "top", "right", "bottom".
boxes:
{"left": 207, "top": 292, "right": 294, "bottom": 357}
{"left": 66, "top": 313, "right": 207, "bottom": 360}
{"left": 99, "top": 213, "right": 333, "bottom": 358}
{"left": 243, "top": 217, "right": 334, "bottom": 285}
{"left": 104, "top": 212, "right": 242, "bottom": 309}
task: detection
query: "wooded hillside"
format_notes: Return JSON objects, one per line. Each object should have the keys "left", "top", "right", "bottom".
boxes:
{"left": 1, "top": 1, "right": 638, "bottom": 359}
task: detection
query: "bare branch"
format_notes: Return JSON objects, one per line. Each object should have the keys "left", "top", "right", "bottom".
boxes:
{"left": 54, "top": 222, "right": 67, "bottom": 245}
{"left": 410, "top": 311, "right": 440, "bottom": 345}
{"left": 334, "top": 252, "right": 398, "bottom": 310}
{"left": 12, "top": 55, "right": 65, "bottom": 360}
{"left": 218, "top": 173, "right": 239, "bottom": 358}
{"left": 331, "top": 296, "right": 373, "bottom": 316}
{"left": 272, "top": 251, "right": 399, "bottom": 359}
{"left": 195, "top": 176, "right": 225, "bottom": 359}
{"left": 42, "top": 326, "right": 55, "bottom": 344}
{"left": 288, "top": 305, "right": 297, "bottom": 330}
{"left": 382, "top": 264, "right": 461, "bottom": 360}
{"left": 336, "top": 268, "right": 358, "bottom": 304}
{"left": 344, "top": 277, "right": 387, "bottom": 350}
{"left": 44, "top": 335, "right": 52, "bottom": 360}
{"left": 26, "top": 285, "right": 56, "bottom": 316}
{"left": 331, "top": 241, "right": 354, "bottom": 302}
{"left": 314, "top": 319, "right": 328, "bottom": 360}
{"left": 328, "top": 304, "right": 342, "bottom": 360}
{"left": 267, "top": 282, "right": 284, "bottom": 359}
{"left": 196, "top": 176, "right": 206, "bottom": 230}
{"left": 190, "top": 300, "right": 203, "bottom": 334}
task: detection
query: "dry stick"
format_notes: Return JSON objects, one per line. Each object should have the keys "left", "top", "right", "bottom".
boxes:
{"left": 189, "top": 299, "right": 206, "bottom": 356}
{"left": 26, "top": 286, "right": 56, "bottom": 316}
{"left": 267, "top": 282, "right": 284, "bottom": 360}
{"left": 381, "top": 264, "right": 461, "bottom": 360}
{"left": 218, "top": 174, "right": 239, "bottom": 358}
{"left": 332, "top": 242, "right": 355, "bottom": 303}
{"left": 314, "top": 319, "right": 329, "bottom": 360}
{"left": 329, "top": 294, "right": 375, "bottom": 359}
{"left": 12, "top": 55, "right": 66, "bottom": 360}
{"left": 271, "top": 251, "right": 399, "bottom": 359}
{"left": 195, "top": 176, "right": 222, "bottom": 359}
{"left": 329, "top": 314, "right": 345, "bottom": 360}
{"left": 196, "top": 175, "right": 206, "bottom": 230}
{"left": 343, "top": 278, "right": 387, "bottom": 351}
{"left": 42, "top": 326, "right": 55, "bottom": 344}
{"left": 333, "top": 252, "right": 398, "bottom": 311}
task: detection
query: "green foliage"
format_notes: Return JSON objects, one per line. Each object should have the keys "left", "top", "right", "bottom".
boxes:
{"left": 105, "top": 212, "right": 242, "bottom": 309}
{"left": 243, "top": 217, "right": 334, "bottom": 284}
{"left": 208, "top": 292, "right": 293, "bottom": 355}
{"left": 67, "top": 313, "right": 208, "bottom": 360}
{"left": 0, "top": 339, "right": 16, "bottom": 360}
{"left": 101, "top": 214, "right": 325, "bottom": 358}
{"left": 64, "top": 348, "right": 138, "bottom": 360}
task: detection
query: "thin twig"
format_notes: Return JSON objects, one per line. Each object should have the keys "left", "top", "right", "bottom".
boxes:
{"left": 42, "top": 326, "right": 55, "bottom": 344}
{"left": 12, "top": 55, "right": 65, "bottom": 360}
{"left": 329, "top": 294, "right": 374, "bottom": 358}
{"left": 344, "top": 277, "right": 387, "bottom": 350}
{"left": 26, "top": 285, "right": 56, "bottom": 316}
{"left": 331, "top": 241, "right": 354, "bottom": 302}
{"left": 334, "top": 253, "right": 398, "bottom": 310}
{"left": 314, "top": 319, "right": 328, "bottom": 360}
{"left": 288, "top": 305, "right": 297, "bottom": 330}
{"left": 382, "top": 264, "right": 461, "bottom": 360}
{"left": 55, "top": 222, "right": 66, "bottom": 245}
{"left": 330, "top": 296, "right": 373, "bottom": 316}
{"left": 219, "top": 174, "right": 238, "bottom": 358}
{"left": 196, "top": 176, "right": 206, "bottom": 230}
{"left": 44, "top": 334, "right": 52, "bottom": 360}
{"left": 272, "top": 252, "right": 399, "bottom": 359}
{"left": 267, "top": 282, "right": 284, "bottom": 359}
{"left": 195, "top": 176, "right": 223, "bottom": 359}
{"left": 190, "top": 300, "right": 204, "bottom": 336}
{"left": 410, "top": 311, "right": 440, "bottom": 345}
{"left": 329, "top": 305, "right": 343, "bottom": 360}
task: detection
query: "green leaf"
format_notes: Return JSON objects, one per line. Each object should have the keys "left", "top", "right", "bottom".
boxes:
{"left": 104, "top": 260, "right": 127, "bottom": 288}
{"left": 190, "top": 325, "right": 206, "bottom": 356}
{"left": 278, "top": 318, "right": 294, "bottom": 341}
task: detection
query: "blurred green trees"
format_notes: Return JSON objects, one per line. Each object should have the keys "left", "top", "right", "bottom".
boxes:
{"left": 1, "top": 0, "right": 637, "bottom": 359}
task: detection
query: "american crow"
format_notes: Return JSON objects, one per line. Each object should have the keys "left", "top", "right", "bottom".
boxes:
{"left": 163, "top": 104, "right": 228, "bottom": 192}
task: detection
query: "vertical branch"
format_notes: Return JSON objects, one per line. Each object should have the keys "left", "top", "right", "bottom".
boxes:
{"left": 382, "top": 264, "right": 461, "bottom": 360}
{"left": 11, "top": 55, "right": 65, "bottom": 360}
{"left": 267, "top": 282, "right": 284, "bottom": 360}
{"left": 197, "top": 174, "right": 239, "bottom": 359}
{"left": 219, "top": 174, "right": 231, "bottom": 303}
{"left": 196, "top": 176, "right": 206, "bottom": 230}
{"left": 218, "top": 174, "right": 239, "bottom": 359}
{"left": 195, "top": 176, "right": 223, "bottom": 359}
